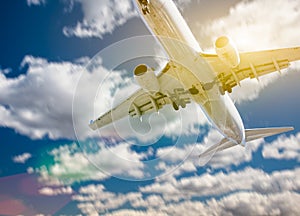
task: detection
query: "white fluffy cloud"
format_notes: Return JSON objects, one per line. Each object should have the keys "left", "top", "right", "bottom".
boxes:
{"left": 262, "top": 133, "right": 300, "bottom": 161}
{"left": 39, "top": 186, "right": 73, "bottom": 196}
{"left": 155, "top": 129, "right": 263, "bottom": 174}
{"left": 36, "top": 142, "right": 145, "bottom": 184}
{"left": 12, "top": 153, "right": 32, "bottom": 164}
{"left": 63, "top": 0, "right": 137, "bottom": 38}
{"left": 73, "top": 184, "right": 143, "bottom": 215}
{"left": 105, "top": 192, "right": 300, "bottom": 216}
{"left": 63, "top": 0, "right": 193, "bottom": 39}
{"left": 0, "top": 55, "right": 204, "bottom": 142}
{"left": 140, "top": 167, "right": 300, "bottom": 199}
{"left": 0, "top": 56, "right": 83, "bottom": 139}
{"left": 210, "top": 191, "right": 300, "bottom": 216}
{"left": 75, "top": 167, "right": 300, "bottom": 215}
{"left": 26, "top": 0, "right": 46, "bottom": 6}
{"left": 206, "top": 137, "right": 262, "bottom": 169}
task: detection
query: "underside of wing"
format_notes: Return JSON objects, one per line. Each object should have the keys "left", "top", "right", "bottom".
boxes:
{"left": 89, "top": 89, "right": 170, "bottom": 130}
{"left": 203, "top": 46, "right": 300, "bottom": 93}
{"left": 89, "top": 62, "right": 200, "bottom": 130}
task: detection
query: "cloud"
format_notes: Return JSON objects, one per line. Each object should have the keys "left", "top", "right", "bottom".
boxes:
{"left": 0, "top": 67, "right": 11, "bottom": 74}
{"left": 206, "top": 137, "right": 263, "bottom": 169}
{"left": 198, "top": 0, "right": 300, "bottom": 103}
{"left": 39, "top": 186, "right": 73, "bottom": 196}
{"left": 156, "top": 192, "right": 300, "bottom": 216}
{"left": 62, "top": 0, "right": 194, "bottom": 39}
{"left": 74, "top": 166, "right": 300, "bottom": 215}
{"left": 0, "top": 54, "right": 204, "bottom": 142}
{"left": 73, "top": 184, "right": 142, "bottom": 215}
{"left": 262, "top": 133, "right": 300, "bottom": 161}
{"left": 26, "top": 0, "right": 46, "bottom": 6}
{"left": 0, "top": 55, "right": 137, "bottom": 140}
{"left": 0, "top": 56, "right": 84, "bottom": 139}
{"left": 155, "top": 129, "right": 263, "bottom": 173}
{"left": 35, "top": 142, "right": 145, "bottom": 184}
{"left": 63, "top": 0, "right": 137, "bottom": 38}
{"left": 12, "top": 153, "right": 32, "bottom": 164}
{"left": 107, "top": 209, "right": 168, "bottom": 216}
{"left": 140, "top": 167, "right": 300, "bottom": 199}
{"left": 207, "top": 191, "right": 300, "bottom": 216}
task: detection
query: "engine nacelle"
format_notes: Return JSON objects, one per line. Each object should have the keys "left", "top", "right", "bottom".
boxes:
{"left": 134, "top": 64, "right": 160, "bottom": 93}
{"left": 215, "top": 36, "right": 240, "bottom": 68}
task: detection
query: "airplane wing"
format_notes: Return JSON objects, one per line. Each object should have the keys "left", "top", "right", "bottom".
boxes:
{"left": 202, "top": 47, "right": 300, "bottom": 93}
{"left": 89, "top": 88, "right": 170, "bottom": 130}
{"left": 89, "top": 62, "right": 198, "bottom": 130}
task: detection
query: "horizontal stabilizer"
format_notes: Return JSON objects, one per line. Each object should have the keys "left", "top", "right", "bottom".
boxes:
{"left": 199, "top": 127, "right": 294, "bottom": 158}
{"left": 245, "top": 127, "right": 294, "bottom": 142}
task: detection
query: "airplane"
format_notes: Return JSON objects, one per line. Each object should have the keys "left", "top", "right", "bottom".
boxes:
{"left": 89, "top": 0, "right": 300, "bottom": 157}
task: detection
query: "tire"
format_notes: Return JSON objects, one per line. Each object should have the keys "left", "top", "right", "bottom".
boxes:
{"left": 173, "top": 102, "right": 179, "bottom": 111}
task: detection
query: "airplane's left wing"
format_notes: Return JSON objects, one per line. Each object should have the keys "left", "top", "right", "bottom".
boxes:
{"left": 203, "top": 46, "right": 300, "bottom": 93}
{"left": 89, "top": 62, "right": 196, "bottom": 130}
{"left": 89, "top": 88, "right": 170, "bottom": 130}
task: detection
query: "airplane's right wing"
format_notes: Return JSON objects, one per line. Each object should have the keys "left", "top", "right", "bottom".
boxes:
{"left": 203, "top": 46, "right": 300, "bottom": 93}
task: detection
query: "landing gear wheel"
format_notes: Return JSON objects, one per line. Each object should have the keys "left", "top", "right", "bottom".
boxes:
{"left": 219, "top": 86, "right": 225, "bottom": 95}
{"left": 142, "top": 7, "right": 150, "bottom": 15}
{"left": 142, "top": 8, "right": 147, "bottom": 15}
{"left": 172, "top": 102, "right": 179, "bottom": 111}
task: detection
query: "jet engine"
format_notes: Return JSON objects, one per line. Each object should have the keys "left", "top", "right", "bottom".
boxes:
{"left": 134, "top": 64, "right": 160, "bottom": 93}
{"left": 215, "top": 36, "right": 240, "bottom": 68}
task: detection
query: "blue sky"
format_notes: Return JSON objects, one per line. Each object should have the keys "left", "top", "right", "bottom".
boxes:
{"left": 0, "top": 0, "right": 300, "bottom": 215}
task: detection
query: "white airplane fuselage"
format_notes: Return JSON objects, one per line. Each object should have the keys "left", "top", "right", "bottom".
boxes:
{"left": 134, "top": 0, "right": 245, "bottom": 144}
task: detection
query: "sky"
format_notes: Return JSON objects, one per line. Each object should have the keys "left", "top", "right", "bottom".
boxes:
{"left": 0, "top": 0, "right": 300, "bottom": 215}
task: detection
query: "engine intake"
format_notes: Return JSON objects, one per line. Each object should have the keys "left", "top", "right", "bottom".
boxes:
{"left": 215, "top": 36, "right": 240, "bottom": 68}
{"left": 134, "top": 64, "right": 160, "bottom": 93}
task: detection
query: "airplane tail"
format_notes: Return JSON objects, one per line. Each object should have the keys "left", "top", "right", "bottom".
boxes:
{"left": 199, "top": 127, "right": 294, "bottom": 159}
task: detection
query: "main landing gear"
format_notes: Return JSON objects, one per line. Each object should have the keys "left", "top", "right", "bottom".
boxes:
{"left": 168, "top": 88, "right": 194, "bottom": 111}
{"left": 139, "top": 0, "right": 150, "bottom": 15}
